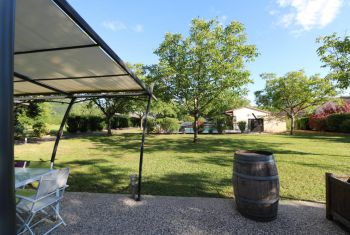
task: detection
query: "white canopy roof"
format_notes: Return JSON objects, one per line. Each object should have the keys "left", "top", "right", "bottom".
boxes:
{"left": 14, "top": 0, "right": 149, "bottom": 98}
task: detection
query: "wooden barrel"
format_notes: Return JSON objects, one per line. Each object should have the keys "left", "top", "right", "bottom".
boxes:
{"left": 233, "top": 150, "right": 279, "bottom": 221}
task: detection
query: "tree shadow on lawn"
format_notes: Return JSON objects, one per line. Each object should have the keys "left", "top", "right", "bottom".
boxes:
{"left": 277, "top": 158, "right": 350, "bottom": 172}
{"left": 82, "top": 133, "right": 315, "bottom": 155}
{"left": 142, "top": 172, "right": 231, "bottom": 198}
{"left": 55, "top": 158, "right": 132, "bottom": 194}
{"left": 80, "top": 133, "right": 337, "bottom": 168}
{"left": 278, "top": 132, "right": 350, "bottom": 144}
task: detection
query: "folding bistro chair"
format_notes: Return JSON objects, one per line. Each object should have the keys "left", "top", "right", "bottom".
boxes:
{"left": 16, "top": 168, "right": 70, "bottom": 235}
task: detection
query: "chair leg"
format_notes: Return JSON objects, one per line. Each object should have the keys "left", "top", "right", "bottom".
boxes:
{"left": 17, "top": 212, "right": 36, "bottom": 235}
{"left": 50, "top": 204, "right": 66, "bottom": 226}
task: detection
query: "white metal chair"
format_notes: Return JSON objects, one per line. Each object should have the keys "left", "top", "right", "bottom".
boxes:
{"left": 16, "top": 168, "right": 70, "bottom": 235}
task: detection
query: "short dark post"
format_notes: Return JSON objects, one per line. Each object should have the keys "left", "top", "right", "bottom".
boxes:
{"left": 325, "top": 172, "right": 333, "bottom": 220}
{"left": 0, "top": 0, "right": 16, "bottom": 234}
{"left": 50, "top": 97, "right": 76, "bottom": 168}
{"left": 137, "top": 85, "right": 154, "bottom": 201}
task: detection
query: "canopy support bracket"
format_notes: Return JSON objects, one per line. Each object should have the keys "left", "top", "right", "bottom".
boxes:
{"left": 137, "top": 84, "right": 154, "bottom": 201}
{"left": 50, "top": 97, "right": 76, "bottom": 168}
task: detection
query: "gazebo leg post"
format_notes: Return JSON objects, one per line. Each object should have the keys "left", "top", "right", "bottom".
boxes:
{"left": 0, "top": 0, "right": 16, "bottom": 234}
{"left": 137, "top": 86, "right": 153, "bottom": 201}
{"left": 50, "top": 97, "right": 76, "bottom": 168}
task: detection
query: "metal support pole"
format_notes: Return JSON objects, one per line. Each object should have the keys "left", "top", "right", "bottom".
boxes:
{"left": 0, "top": 0, "right": 16, "bottom": 234}
{"left": 232, "top": 110, "right": 234, "bottom": 130}
{"left": 137, "top": 85, "right": 154, "bottom": 201}
{"left": 50, "top": 98, "right": 76, "bottom": 168}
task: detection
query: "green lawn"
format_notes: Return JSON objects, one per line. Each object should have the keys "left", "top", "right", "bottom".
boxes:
{"left": 15, "top": 132, "right": 350, "bottom": 202}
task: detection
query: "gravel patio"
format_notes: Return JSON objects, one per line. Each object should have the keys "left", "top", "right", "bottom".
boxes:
{"left": 34, "top": 192, "right": 348, "bottom": 235}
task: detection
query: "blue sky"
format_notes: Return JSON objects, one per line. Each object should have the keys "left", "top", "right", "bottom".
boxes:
{"left": 68, "top": 0, "right": 350, "bottom": 103}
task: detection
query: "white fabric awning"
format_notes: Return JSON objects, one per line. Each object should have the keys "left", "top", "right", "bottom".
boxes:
{"left": 14, "top": 0, "right": 149, "bottom": 98}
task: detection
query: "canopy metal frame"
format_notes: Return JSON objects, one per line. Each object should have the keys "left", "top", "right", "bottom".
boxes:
{"left": 0, "top": 0, "right": 16, "bottom": 234}
{"left": 1, "top": 0, "right": 154, "bottom": 233}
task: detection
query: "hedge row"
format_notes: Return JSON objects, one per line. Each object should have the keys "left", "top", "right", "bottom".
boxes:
{"left": 305, "top": 113, "right": 350, "bottom": 133}
{"left": 110, "top": 116, "right": 140, "bottom": 129}
{"left": 66, "top": 115, "right": 104, "bottom": 133}
{"left": 295, "top": 117, "right": 310, "bottom": 130}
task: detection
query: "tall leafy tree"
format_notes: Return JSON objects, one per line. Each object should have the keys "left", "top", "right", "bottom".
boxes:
{"left": 93, "top": 98, "right": 130, "bottom": 135}
{"left": 153, "top": 18, "right": 258, "bottom": 142}
{"left": 317, "top": 33, "right": 350, "bottom": 89}
{"left": 255, "top": 71, "right": 336, "bottom": 135}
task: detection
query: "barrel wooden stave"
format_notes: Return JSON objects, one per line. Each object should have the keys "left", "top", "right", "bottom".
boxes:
{"left": 233, "top": 150, "right": 279, "bottom": 222}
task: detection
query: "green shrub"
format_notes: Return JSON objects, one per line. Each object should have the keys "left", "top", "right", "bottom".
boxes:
{"left": 67, "top": 115, "right": 79, "bottom": 133}
{"left": 130, "top": 117, "right": 140, "bottom": 127}
{"left": 78, "top": 116, "right": 89, "bottom": 133}
{"left": 32, "top": 121, "right": 49, "bottom": 137}
{"left": 111, "top": 116, "right": 131, "bottom": 129}
{"left": 67, "top": 115, "right": 104, "bottom": 133}
{"left": 197, "top": 117, "right": 206, "bottom": 133}
{"left": 309, "top": 115, "right": 327, "bottom": 131}
{"left": 295, "top": 117, "right": 309, "bottom": 130}
{"left": 159, "top": 118, "right": 180, "bottom": 133}
{"left": 146, "top": 118, "right": 157, "bottom": 134}
{"left": 213, "top": 116, "right": 230, "bottom": 134}
{"left": 119, "top": 116, "right": 131, "bottom": 128}
{"left": 340, "top": 119, "right": 350, "bottom": 133}
{"left": 14, "top": 122, "right": 26, "bottom": 140}
{"left": 326, "top": 113, "right": 350, "bottom": 132}
{"left": 88, "top": 116, "right": 104, "bottom": 131}
{"left": 238, "top": 121, "right": 246, "bottom": 133}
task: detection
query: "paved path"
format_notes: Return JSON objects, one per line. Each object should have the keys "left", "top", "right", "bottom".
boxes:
{"left": 42, "top": 192, "right": 346, "bottom": 235}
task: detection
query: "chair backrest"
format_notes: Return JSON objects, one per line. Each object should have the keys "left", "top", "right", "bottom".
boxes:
{"left": 35, "top": 168, "right": 70, "bottom": 199}
{"left": 14, "top": 160, "right": 30, "bottom": 168}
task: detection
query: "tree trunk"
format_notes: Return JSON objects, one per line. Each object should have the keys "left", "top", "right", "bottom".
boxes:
{"left": 193, "top": 112, "right": 199, "bottom": 143}
{"left": 107, "top": 117, "right": 112, "bottom": 135}
{"left": 290, "top": 115, "right": 295, "bottom": 135}
{"left": 140, "top": 116, "right": 144, "bottom": 130}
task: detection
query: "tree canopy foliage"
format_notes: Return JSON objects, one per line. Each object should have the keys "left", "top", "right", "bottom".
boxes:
{"left": 317, "top": 33, "right": 350, "bottom": 89}
{"left": 152, "top": 18, "right": 258, "bottom": 142}
{"left": 255, "top": 70, "right": 336, "bottom": 135}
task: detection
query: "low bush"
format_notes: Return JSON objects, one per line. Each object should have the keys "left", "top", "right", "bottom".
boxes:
{"left": 78, "top": 116, "right": 89, "bottom": 133}
{"left": 159, "top": 118, "right": 180, "bottom": 133}
{"left": 197, "top": 117, "right": 206, "bottom": 133}
{"left": 32, "top": 121, "right": 49, "bottom": 137}
{"left": 14, "top": 122, "right": 26, "bottom": 140}
{"left": 146, "top": 118, "right": 158, "bottom": 134}
{"left": 130, "top": 117, "right": 140, "bottom": 127}
{"left": 326, "top": 113, "right": 350, "bottom": 132}
{"left": 212, "top": 116, "right": 230, "bottom": 134}
{"left": 111, "top": 116, "right": 131, "bottom": 129}
{"left": 89, "top": 116, "right": 104, "bottom": 131}
{"left": 295, "top": 117, "right": 309, "bottom": 130}
{"left": 67, "top": 115, "right": 104, "bottom": 133}
{"left": 238, "top": 121, "right": 246, "bottom": 133}
{"left": 67, "top": 115, "right": 79, "bottom": 133}
{"left": 119, "top": 116, "right": 131, "bottom": 128}
{"left": 309, "top": 115, "right": 327, "bottom": 131}
{"left": 340, "top": 119, "right": 350, "bottom": 133}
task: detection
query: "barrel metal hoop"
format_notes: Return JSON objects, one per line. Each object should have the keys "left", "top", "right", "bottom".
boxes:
{"left": 234, "top": 172, "right": 279, "bottom": 181}
{"left": 236, "top": 196, "right": 279, "bottom": 205}
{"left": 234, "top": 155, "right": 275, "bottom": 162}
{"left": 234, "top": 159, "right": 275, "bottom": 164}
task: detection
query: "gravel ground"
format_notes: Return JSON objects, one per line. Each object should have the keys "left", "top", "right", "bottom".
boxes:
{"left": 34, "top": 192, "right": 347, "bottom": 235}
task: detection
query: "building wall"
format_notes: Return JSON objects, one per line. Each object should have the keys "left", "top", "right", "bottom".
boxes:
{"left": 230, "top": 107, "right": 268, "bottom": 131}
{"left": 229, "top": 107, "right": 286, "bottom": 133}
{"left": 263, "top": 115, "right": 287, "bottom": 133}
